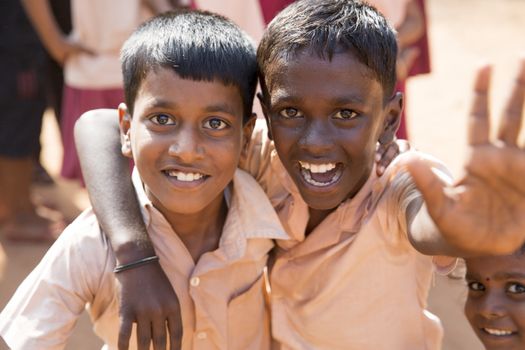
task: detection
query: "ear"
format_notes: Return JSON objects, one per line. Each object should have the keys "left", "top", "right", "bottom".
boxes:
{"left": 118, "top": 103, "right": 133, "bottom": 158}
{"left": 257, "top": 92, "right": 273, "bottom": 140}
{"left": 378, "top": 92, "right": 403, "bottom": 144}
{"left": 240, "top": 113, "right": 257, "bottom": 162}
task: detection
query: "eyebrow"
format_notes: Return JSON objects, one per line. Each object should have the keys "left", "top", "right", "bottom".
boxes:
{"left": 203, "top": 103, "right": 239, "bottom": 116}
{"left": 144, "top": 99, "right": 239, "bottom": 116}
{"left": 495, "top": 272, "right": 525, "bottom": 280}
{"left": 465, "top": 272, "right": 525, "bottom": 281}
{"left": 271, "top": 93, "right": 366, "bottom": 105}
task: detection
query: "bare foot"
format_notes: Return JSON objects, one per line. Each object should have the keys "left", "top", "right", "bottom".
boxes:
{"left": 0, "top": 210, "right": 65, "bottom": 243}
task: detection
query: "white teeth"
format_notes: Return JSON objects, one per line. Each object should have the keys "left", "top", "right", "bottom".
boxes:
{"left": 299, "top": 161, "right": 336, "bottom": 174}
{"left": 301, "top": 167, "right": 342, "bottom": 187}
{"left": 166, "top": 170, "right": 204, "bottom": 182}
{"left": 483, "top": 328, "right": 514, "bottom": 336}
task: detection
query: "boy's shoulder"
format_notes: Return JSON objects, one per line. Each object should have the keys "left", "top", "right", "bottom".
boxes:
{"left": 379, "top": 150, "right": 451, "bottom": 192}
{"left": 58, "top": 208, "right": 109, "bottom": 249}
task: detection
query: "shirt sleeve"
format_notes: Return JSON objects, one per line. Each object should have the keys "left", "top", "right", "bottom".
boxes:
{"left": 377, "top": 151, "right": 453, "bottom": 245}
{"left": 377, "top": 151, "right": 458, "bottom": 270}
{"left": 0, "top": 210, "right": 111, "bottom": 350}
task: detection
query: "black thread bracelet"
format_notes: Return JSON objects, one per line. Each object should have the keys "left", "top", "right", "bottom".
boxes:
{"left": 113, "top": 255, "right": 159, "bottom": 273}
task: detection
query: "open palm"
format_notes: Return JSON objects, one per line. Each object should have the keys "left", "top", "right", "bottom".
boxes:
{"left": 408, "top": 60, "right": 525, "bottom": 256}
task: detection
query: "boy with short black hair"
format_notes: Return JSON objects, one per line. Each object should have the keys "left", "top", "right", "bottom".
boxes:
{"left": 0, "top": 10, "right": 287, "bottom": 349}
{"left": 70, "top": 0, "right": 525, "bottom": 349}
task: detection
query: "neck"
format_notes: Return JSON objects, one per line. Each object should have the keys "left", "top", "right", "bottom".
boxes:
{"left": 160, "top": 193, "right": 228, "bottom": 263}
{"left": 306, "top": 207, "right": 335, "bottom": 235}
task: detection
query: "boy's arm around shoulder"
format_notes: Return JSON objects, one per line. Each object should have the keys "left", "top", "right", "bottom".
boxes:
{"left": 0, "top": 212, "right": 110, "bottom": 349}
{"left": 75, "top": 108, "right": 183, "bottom": 349}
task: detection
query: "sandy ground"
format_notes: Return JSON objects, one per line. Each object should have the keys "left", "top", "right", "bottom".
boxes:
{"left": 1, "top": 0, "right": 525, "bottom": 348}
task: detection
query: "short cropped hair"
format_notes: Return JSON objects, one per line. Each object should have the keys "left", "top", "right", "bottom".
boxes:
{"left": 121, "top": 10, "right": 257, "bottom": 121}
{"left": 257, "top": 0, "right": 398, "bottom": 99}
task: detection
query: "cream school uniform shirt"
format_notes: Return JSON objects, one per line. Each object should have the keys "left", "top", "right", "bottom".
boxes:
{"left": 0, "top": 168, "right": 288, "bottom": 350}
{"left": 241, "top": 120, "right": 455, "bottom": 350}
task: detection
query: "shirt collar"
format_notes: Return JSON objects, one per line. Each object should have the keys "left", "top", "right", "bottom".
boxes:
{"left": 132, "top": 167, "right": 288, "bottom": 260}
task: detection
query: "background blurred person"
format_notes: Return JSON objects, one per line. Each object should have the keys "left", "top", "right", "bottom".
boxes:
{"left": 21, "top": 0, "right": 183, "bottom": 186}
{"left": 368, "top": 0, "right": 431, "bottom": 139}
{"left": 0, "top": 0, "right": 62, "bottom": 241}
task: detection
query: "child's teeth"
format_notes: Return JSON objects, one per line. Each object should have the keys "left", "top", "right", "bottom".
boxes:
{"left": 299, "top": 161, "right": 336, "bottom": 173}
{"left": 167, "top": 171, "right": 204, "bottom": 182}
{"left": 484, "top": 328, "right": 513, "bottom": 336}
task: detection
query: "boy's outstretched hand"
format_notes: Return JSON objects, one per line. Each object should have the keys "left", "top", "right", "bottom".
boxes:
{"left": 116, "top": 262, "right": 182, "bottom": 350}
{"left": 407, "top": 59, "right": 525, "bottom": 256}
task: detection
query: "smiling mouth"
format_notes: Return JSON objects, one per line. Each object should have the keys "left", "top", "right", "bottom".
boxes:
{"left": 163, "top": 170, "right": 208, "bottom": 182}
{"left": 298, "top": 161, "right": 343, "bottom": 187}
{"left": 482, "top": 328, "right": 517, "bottom": 337}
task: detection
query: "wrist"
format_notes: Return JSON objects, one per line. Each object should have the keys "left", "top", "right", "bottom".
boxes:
{"left": 111, "top": 238, "right": 156, "bottom": 265}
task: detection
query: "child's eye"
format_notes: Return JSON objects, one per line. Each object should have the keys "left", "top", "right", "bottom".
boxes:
{"left": 203, "top": 118, "right": 228, "bottom": 130}
{"left": 507, "top": 283, "right": 525, "bottom": 294}
{"left": 333, "top": 109, "right": 358, "bottom": 120}
{"left": 467, "top": 281, "right": 486, "bottom": 292}
{"left": 279, "top": 108, "right": 303, "bottom": 119}
{"left": 150, "top": 114, "right": 175, "bottom": 125}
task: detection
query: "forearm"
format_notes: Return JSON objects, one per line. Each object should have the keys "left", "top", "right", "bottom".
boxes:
{"left": 396, "top": 1, "right": 424, "bottom": 48}
{"left": 75, "top": 109, "right": 154, "bottom": 264}
{"left": 21, "top": 0, "right": 66, "bottom": 60}
{"left": 408, "top": 203, "right": 467, "bottom": 257}
{"left": 142, "top": 0, "right": 190, "bottom": 14}
{"left": 408, "top": 202, "right": 496, "bottom": 257}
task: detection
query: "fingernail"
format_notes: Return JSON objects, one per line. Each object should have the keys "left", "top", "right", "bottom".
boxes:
{"left": 375, "top": 153, "right": 381, "bottom": 162}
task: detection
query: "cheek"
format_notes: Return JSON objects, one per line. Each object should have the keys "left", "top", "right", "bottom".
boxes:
{"left": 463, "top": 298, "right": 478, "bottom": 325}
{"left": 512, "top": 301, "right": 525, "bottom": 332}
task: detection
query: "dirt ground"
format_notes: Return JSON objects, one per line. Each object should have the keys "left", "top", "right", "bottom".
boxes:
{"left": 1, "top": 0, "right": 525, "bottom": 349}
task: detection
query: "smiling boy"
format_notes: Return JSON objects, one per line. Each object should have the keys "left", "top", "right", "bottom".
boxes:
{"left": 71, "top": 1, "right": 525, "bottom": 349}
{"left": 0, "top": 10, "right": 288, "bottom": 349}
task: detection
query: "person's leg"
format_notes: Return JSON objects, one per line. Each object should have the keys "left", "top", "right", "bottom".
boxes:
{"left": 0, "top": 57, "right": 63, "bottom": 242}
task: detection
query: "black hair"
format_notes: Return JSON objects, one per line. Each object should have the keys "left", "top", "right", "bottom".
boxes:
{"left": 257, "top": 0, "right": 398, "bottom": 100}
{"left": 121, "top": 10, "right": 257, "bottom": 122}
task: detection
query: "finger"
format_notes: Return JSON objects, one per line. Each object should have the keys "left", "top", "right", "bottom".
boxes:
{"left": 378, "top": 144, "right": 399, "bottom": 172}
{"left": 497, "top": 58, "right": 525, "bottom": 146}
{"left": 151, "top": 320, "right": 167, "bottom": 350}
{"left": 468, "top": 64, "right": 492, "bottom": 145}
{"left": 167, "top": 316, "right": 183, "bottom": 350}
{"left": 136, "top": 320, "right": 152, "bottom": 350}
{"left": 405, "top": 155, "right": 449, "bottom": 221}
{"left": 118, "top": 318, "right": 133, "bottom": 350}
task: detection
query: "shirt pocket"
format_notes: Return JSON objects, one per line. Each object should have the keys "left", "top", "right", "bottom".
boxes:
{"left": 227, "top": 273, "right": 271, "bottom": 350}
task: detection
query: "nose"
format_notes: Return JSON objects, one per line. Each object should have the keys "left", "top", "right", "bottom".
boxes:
{"left": 478, "top": 292, "right": 507, "bottom": 320}
{"left": 298, "top": 119, "right": 333, "bottom": 155}
{"left": 168, "top": 125, "right": 204, "bottom": 163}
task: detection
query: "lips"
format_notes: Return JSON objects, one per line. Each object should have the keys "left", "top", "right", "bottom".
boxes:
{"left": 298, "top": 160, "right": 343, "bottom": 187}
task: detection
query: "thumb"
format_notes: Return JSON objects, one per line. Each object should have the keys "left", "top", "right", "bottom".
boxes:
{"left": 405, "top": 154, "right": 449, "bottom": 221}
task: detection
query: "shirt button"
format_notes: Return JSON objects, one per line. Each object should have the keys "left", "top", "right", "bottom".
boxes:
{"left": 196, "top": 331, "right": 207, "bottom": 340}
{"left": 190, "top": 277, "right": 200, "bottom": 287}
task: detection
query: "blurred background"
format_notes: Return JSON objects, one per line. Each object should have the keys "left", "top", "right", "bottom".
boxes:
{"left": 1, "top": 0, "right": 524, "bottom": 349}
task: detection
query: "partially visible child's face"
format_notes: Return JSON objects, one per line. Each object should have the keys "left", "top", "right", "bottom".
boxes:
{"left": 465, "top": 254, "right": 525, "bottom": 350}
{"left": 261, "top": 51, "right": 400, "bottom": 210}
{"left": 120, "top": 68, "right": 251, "bottom": 217}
